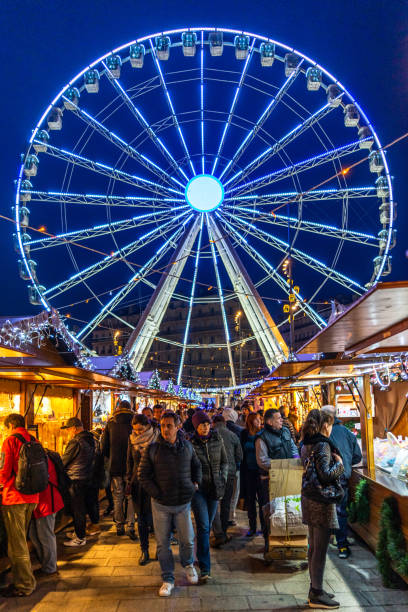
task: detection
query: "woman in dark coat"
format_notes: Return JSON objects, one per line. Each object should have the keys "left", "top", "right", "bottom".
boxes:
{"left": 240, "top": 412, "right": 264, "bottom": 537}
{"left": 190, "top": 411, "right": 228, "bottom": 581}
{"left": 126, "top": 413, "right": 159, "bottom": 565}
{"left": 300, "top": 409, "right": 344, "bottom": 610}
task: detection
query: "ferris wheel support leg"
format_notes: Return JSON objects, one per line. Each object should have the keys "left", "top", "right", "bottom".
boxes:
{"left": 207, "top": 217, "right": 288, "bottom": 370}
{"left": 125, "top": 218, "right": 200, "bottom": 372}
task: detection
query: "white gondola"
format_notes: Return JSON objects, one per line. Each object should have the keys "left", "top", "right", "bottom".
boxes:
{"left": 33, "top": 130, "right": 50, "bottom": 153}
{"left": 155, "top": 36, "right": 170, "bottom": 60}
{"left": 64, "top": 87, "right": 80, "bottom": 110}
{"left": 358, "top": 126, "right": 374, "bottom": 149}
{"left": 129, "top": 43, "right": 145, "bottom": 67}
{"left": 84, "top": 69, "right": 100, "bottom": 93}
{"left": 19, "top": 259, "right": 37, "bottom": 281}
{"left": 344, "top": 104, "right": 360, "bottom": 127}
{"left": 182, "top": 32, "right": 197, "bottom": 57}
{"left": 375, "top": 176, "right": 389, "bottom": 198}
{"left": 24, "top": 155, "right": 39, "bottom": 177}
{"left": 28, "top": 285, "right": 45, "bottom": 306}
{"left": 284, "top": 53, "right": 300, "bottom": 76}
{"left": 379, "top": 201, "right": 397, "bottom": 225}
{"left": 378, "top": 228, "right": 397, "bottom": 250}
{"left": 106, "top": 54, "right": 122, "bottom": 78}
{"left": 369, "top": 150, "right": 384, "bottom": 173}
{"left": 47, "top": 107, "right": 62, "bottom": 130}
{"left": 327, "top": 84, "right": 342, "bottom": 107}
{"left": 19, "top": 180, "right": 33, "bottom": 201}
{"left": 373, "top": 254, "right": 392, "bottom": 276}
{"left": 259, "top": 42, "right": 275, "bottom": 66}
{"left": 209, "top": 32, "right": 223, "bottom": 56}
{"left": 18, "top": 206, "right": 30, "bottom": 227}
{"left": 306, "top": 67, "right": 322, "bottom": 91}
{"left": 13, "top": 232, "right": 31, "bottom": 255}
{"left": 234, "top": 35, "right": 250, "bottom": 60}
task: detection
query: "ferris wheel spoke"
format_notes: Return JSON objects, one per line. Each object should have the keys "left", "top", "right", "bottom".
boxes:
{"left": 211, "top": 38, "right": 255, "bottom": 176}
{"left": 78, "top": 223, "right": 189, "bottom": 340}
{"left": 225, "top": 138, "right": 368, "bottom": 196}
{"left": 62, "top": 96, "right": 184, "bottom": 188}
{"left": 44, "top": 210, "right": 191, "bottom": 299}
{"left": 219, "top": 60, "right": 304, "bottom": 181}
{"left": 216, "top": 213, "right": 326, "bottom": 328}
{"left": 224, "top": 101, "right": 339, "bottom": 190}
{"left": 149, "top": 39, "right": 196, "bottom": 177}
{"left": 228, "top": 207, "right": 379, "bottom": 247}
{"left": 206, "top": 215, "right": 236, "bottom": 386}
{"left": 223, "top": 186, "right": 376, "bottom": 206}
{"left": 27, "top": 206, "right": 188, "bottom": 251}
{"left": 21, "top": 190, "right": 182, "bottom": 208}
{"left": 33, "top": 140, "right": 184, "bottom": 198}
{"left": 222, "top": 211, "right": 365, "bottom": 294}
{"left": 200, "top": 31, "right": 205, "bottom": 174}
{"left": 102, "top": 61, "right": 189, "bottom": 183}
{"left": 177, "top": 214, "right": 204, "bottom": 385}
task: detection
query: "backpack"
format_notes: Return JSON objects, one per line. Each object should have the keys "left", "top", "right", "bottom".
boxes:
{"left": 46, "top": 449, "right": 70, "bottom": 508}
{"left": 12, "top": 433, "right": 49, "bottom": 495}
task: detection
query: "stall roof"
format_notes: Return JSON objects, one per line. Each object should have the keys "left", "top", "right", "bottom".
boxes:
{"left": 299, "top": 282, "right": 408, "bottom": 356}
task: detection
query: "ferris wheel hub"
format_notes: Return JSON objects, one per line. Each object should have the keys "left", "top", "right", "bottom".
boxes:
{"left": 185, "top": 174, "right": 224, "bottom": 212}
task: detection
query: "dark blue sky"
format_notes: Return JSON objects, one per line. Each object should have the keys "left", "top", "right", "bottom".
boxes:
{"left": 1, "top": 0, "right": 407, "bottom": 317}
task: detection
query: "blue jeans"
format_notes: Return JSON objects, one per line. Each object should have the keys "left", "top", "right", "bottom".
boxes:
{"left": 335, "top": 476, "right": 349, "bottom": 548}
{"left": 191, "top": 491, "right": 218, "bottom": 574}
{"left": 151, "top": 499, "right": 195, "bottom": 584}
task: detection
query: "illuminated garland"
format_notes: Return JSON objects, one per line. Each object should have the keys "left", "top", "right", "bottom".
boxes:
{"left": 110, "top": 351, "right": 141, "bottom": 384}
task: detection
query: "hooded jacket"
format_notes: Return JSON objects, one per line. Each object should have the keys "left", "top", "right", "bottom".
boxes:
{"left": 138, "top": 430, "right": 202, "bottom": 506}
{"left": 329, "top": 417, "right": 362, "bottom": 479}
{"left": 62, "top": 430, "right": 96, "bottom": 482}
{"left": 191, "top": 429, "right": 229, "bottom": 499}
{"left": 101, "top": 408, "right": 133, "bottom": 476}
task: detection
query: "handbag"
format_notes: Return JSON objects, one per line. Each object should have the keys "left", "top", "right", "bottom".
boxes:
{"left": 302, "top": 450, "right": 344, "bottom": 505}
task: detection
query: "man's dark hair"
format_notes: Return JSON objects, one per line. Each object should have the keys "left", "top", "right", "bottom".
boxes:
{"left": 187, "top": 407, "right": 195, "bottom": 418}
{"left": 132, "top": 413, "right": 149, "bottom": 427}
{"left": 160, "top": 410, "right": 180, "bottom": 426}
{"left": 142, "top": 406, "right": 153, "bottom": 414}
{"left": 4, "top": 413, "right": 25, "bottom": 429}
{"left": 212, "top": 415, "right": 225, "bottom": 424}
{"left": 118, "top": 399, "right": 131, "bottom": 411}
{"left": 264, "top": 408, "right": 280, "bottom": 423}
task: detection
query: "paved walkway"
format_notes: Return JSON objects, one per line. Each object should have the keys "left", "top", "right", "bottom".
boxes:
{"left": 2, "top": 506, "right": 408, "bottom": 611}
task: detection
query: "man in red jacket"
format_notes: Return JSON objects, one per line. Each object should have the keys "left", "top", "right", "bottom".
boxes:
{"left": 0, "top": 413, "right": 39, "bottom": 597}
{"left": 29, "top": 455, "right": 64, "bottom": 577}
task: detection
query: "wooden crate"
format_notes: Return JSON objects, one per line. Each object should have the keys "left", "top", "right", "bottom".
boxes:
{"left": 265, "top": 535, "right": 308, "bottom": 561}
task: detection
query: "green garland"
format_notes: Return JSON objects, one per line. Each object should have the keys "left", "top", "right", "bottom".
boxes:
{"left": 376, "top": 496, "right": 408, "bottom": 588}
{"left": 348, "top": 478, "right": 370, "bottom": 524}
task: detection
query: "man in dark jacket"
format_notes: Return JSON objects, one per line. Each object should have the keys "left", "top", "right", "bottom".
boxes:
{"left": 321, "top": 405, "right": 363, "bottom": 559}
{"left": 62, "top": 417, "right": 96, "bottom": 547}
{"left": 138, "top": 411, "right": 202, "bottom": 598}
{"left": 222, "top": 408, "right": 243, "bottom": 524}
{"left": 211, "top": 415, "right": 243, "bottom": 545}
{"left": 101, "top": 399, "right": 135, "bottom": 536}
{"left": 255, "top": 409, "right": 298, "bottom": 548}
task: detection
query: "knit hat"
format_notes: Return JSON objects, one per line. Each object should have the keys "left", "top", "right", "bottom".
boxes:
{"left": 192, "top": 410, "right": 211, "bottom": 430}
{"left": 222, "top": 408, "right": 238, "bottom": 423}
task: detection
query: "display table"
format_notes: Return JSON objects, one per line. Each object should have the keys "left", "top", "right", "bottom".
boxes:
{"left": 350, "top": 467, "right": 408, "bottom": 584}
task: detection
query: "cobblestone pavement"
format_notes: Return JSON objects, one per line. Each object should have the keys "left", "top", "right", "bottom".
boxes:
{"left": 2, "top": 507, "right": 408, "bottom": 611}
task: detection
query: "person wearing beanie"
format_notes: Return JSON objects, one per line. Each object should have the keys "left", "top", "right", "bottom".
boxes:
{"left": 190, "top": 411, "right": 228, "bottom": 581}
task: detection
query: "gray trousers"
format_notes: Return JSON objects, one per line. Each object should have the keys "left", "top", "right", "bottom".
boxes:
{"left": 29, "top": 513, "right": 57, "bottom": 574}
{"left": 308, "top": 524, "right": 331, "bottom": 591}
{"left": 111, "top": 476, "right": 135, "bottom": 528}
{"left": 229, "top": 470, "right": 240, "bottom": 520}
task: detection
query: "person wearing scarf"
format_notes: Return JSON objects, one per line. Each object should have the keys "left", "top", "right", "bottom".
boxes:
{"left": 126, "top": 414, "right": 159, "bottom": 565}
{"left": 300, "top": 409, "right": 344, "bottom": 610}
{"left": 190, "top": 411, "right": 228, "bottom": 581}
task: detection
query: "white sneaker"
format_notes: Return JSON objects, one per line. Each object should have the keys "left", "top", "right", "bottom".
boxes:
{"left": 65, "top": 530, "right": 77, "bottom": 540}
{"left": 185, "top": 564, "right": 198, "bottom": 584}
{"left": 158, "top": 582, "right": 174, "bottom": 597}
{"left": 63, "top": 536, "right": 86, "bottom": 547}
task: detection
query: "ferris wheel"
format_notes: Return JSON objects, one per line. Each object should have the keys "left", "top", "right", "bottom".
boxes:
{"left": 14, "top": 27, "right": 396, "bottom": 386}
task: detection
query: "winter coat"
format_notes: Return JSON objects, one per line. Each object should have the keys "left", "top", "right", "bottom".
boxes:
{"left": 101, "top": 408, "right": 133, "bottom": 476}
{"left": 226, "top": 420, "right": 244, "bottom": 439}
{"left": 62, "top": 430, "right": 96, "bottom": 482}
{"left": 213, "top": 422, "right": 243, "bottom": 477}
{"left": 282, "top": 417, "right": 298, "bottom": 442}
{"left": 138, "top": 431, "right": 202, "bottom": 506}
{"left": 126, "top": 427, "right": 159, "bottom": 515}
{"left": 33, "top": 456, "right": 64, "bottom": 518}
{"left": 329, "top": 418, "right": 362, "bottom": 479}
{"left": 300, "top": 437, "right": 344, "bottom": 528}
{"left": 191, "top": 430, "right": 229, "bottom": 500}
{"left": 256, "top": 424, "right": 297, "bottom": 475}
{"left": 0, "top": 427, "right": 40, "bottom": 506}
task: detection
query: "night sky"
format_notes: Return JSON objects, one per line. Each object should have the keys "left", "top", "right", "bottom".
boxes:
{"left": 1, "top": 0, "right": 407, "bottom": 324}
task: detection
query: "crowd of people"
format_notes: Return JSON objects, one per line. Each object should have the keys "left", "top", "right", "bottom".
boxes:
{"left": 0, "top": 399, "right": 361, "bottom": 609}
